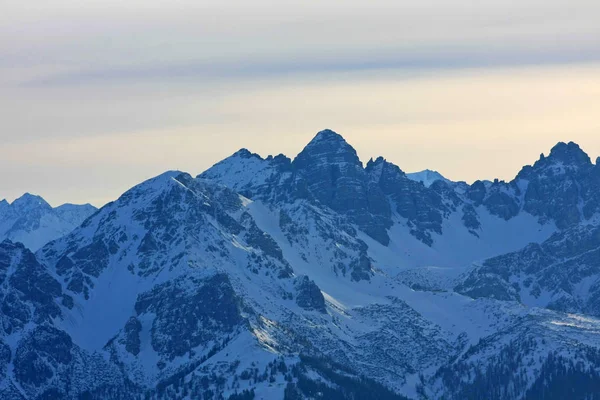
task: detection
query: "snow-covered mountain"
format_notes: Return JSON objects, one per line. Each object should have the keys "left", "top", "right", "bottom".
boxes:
{"left": 0, "top": 194, "right": 97, "bottom": 251}
{"left": 2, "top": 130, "right": 600, "bottom": 399}
{"left": 406, "top": 169, "right": 451, "bottom": 187}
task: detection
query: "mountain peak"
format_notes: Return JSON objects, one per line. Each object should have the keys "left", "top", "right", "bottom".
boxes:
{"left": 10, "top": 193, "right": 52, "bottom": 211}
{"left": 294, "top": 129, "right": 361, "bottom": 168}
{"left": 365, "top": 156, "right": 402, "bottom": 180}
{"left": 406, "top": 169, "right": 450, "bottom": 187}
{"left": 292, "top": 129, "right": 373, "bottom": 223}
{"left": 232, "top": 148, "right": 263, "bottom": 160}
{"left": 312, "top": 128, "right": 345, "bottom": 143}
{"left": 518, "top": 141, "right": 592, "bottom": 180}
{"left": 301, "top": 129, "right": 355, "bottom": 154}
{"left": 0, "top": 199, "right": 9, "bottom": 216}
{"left": 0, "top": 193, "right": 97, "bottom": 251}
{"left": 366, "top": 156, "right": 386, "bottom": 168}
{"left": 547, "top": 141, "right": 591, "bottom": 166}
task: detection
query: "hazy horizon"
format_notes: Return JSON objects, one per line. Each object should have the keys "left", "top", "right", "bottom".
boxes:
{"left": 2, "top": 127, "right": 599, "bottom": 208}
{"left": 2, "top": 1, "right": 600, "bottom": 206}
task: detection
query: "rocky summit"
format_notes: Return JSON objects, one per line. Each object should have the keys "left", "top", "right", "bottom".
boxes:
{"left": 0, "top": 194, "right": 97, "bottom": 251}
{"left": 2, "top": 130, "right": 600, "bottom": 399}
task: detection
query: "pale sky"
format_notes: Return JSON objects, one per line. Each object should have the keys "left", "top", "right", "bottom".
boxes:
{"left": 2, "top": 1, "right": 600, "bottom": 207}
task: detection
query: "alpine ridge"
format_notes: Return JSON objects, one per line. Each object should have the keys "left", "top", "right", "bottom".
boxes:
{"left": 2, "top": 129, "right": 600, "bottom": 400}
{"left": 0, "top": 194, "right": 97, "bottom": 251}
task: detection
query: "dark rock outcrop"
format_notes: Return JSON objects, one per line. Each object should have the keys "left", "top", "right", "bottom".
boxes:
{"left": 134, "top": 273, "right": 245, "bottom": 361}
{"left": 294, "top": 276, "right": 327, "bottom": 313}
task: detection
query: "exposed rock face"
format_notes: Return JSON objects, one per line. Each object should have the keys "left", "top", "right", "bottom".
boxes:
{"left": 294, "top": 276, "right": 326, "bottom": 313}
{"left": 461, "top": 204, "right": 481, "bottom": 233}
{"left": 483, "top": 182, "right": 521, "bottom": 220}
{"left": 517, "top": 141, "right": 599, "bottom": 228}
{"left": 0, "top": 241, "right": 66, "bottom": 333}
{"left": 455, "top": 141, "right": 600, "bottom": 231}
{"left": 134, "top": 274, "right": 245, "bottom": 361}
{"left": 456, "top": 224, "right": 600, "bottom": 316}
{"left": 14, "top": 325, "right": 73, "bottom": 387}
{"left": 293, "top": 130, "right": 393, "bottom": 245}
{"left": 202, "top": 130, "right": 465, "bottom": 247}
{"left": 366, "top": 157, "right": 450, "bottom": 246}
{"left": 293, "top": 129, "right": 369, "bottom": 213}
{"left": 123, "top": 317, "right": 142, "bottom": 356}
{"left": 464, "top": 179, "right": 520, "bottom": 221}
{"left": 5, "top": 130, "right": 600, "bottom": 399}
{"left": 0, "top": 241, "right": 127, "bottom": 399}
{"left": 200, "top": 131, "right": 600, "bottom": 259}
{"left": 0, "top": 340, "right": 10, "bottom": 382}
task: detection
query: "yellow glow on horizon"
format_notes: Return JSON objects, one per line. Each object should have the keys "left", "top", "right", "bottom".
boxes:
{"left": 2, "top": 63, "right": 600, "bottom": 205}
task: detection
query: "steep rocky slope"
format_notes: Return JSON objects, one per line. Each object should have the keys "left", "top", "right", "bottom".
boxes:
{"left": 2, "top": 130, "right": 600, "bottom": 399}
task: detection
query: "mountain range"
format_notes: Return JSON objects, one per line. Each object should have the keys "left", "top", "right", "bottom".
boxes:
{"left": 0, "top": 194, "right": 96, "bottom": 251}
{"left": 1, "top": 129, "right": 600, "bottom": 399}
